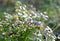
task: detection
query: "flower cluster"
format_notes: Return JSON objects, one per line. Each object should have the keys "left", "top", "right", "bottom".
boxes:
{"left": 0, "top": 1, "right": 56, "bottom": 41}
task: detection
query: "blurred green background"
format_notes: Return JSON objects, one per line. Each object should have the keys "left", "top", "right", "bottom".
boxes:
{"left": 0, "top": 0, "right": 60, "bottom": 40}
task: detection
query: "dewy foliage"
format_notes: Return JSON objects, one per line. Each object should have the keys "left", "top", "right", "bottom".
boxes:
{"left": 0, "top": 1, "right": 57, "bottom": 41}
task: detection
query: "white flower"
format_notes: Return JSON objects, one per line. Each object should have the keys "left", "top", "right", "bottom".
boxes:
{"left": 58, "top": 36, "right": 60, "bottom": 39}
{"left": 52, "top": 39, "right": 55, "bottom": 41}
{"left": 18, "top": 12, "right": 22, "bottom": 15}
{"left": 43, "top": 17, "right": 48, "bottom": 20}
{"left": 0, "top": 24, "right": 2, "bottom": 27}
{"left": 31, "top": 20, "right": 33, "bottom": 23}
{"left": 19, "top": 6, "right": 22, "bottom": 9}
{"left": 43, "top": 12, "right": 47, "bottom": 14}
{"left": 19, "top": 9, "right": 21, "bottom": 12}
{"left": 23, "top": 7, "right": 26, "bottom": 10}
{"left": 33, "top": 14, "right": 37, "bottom": 18}
{"left": 5, "top": 16, "right": 9, "bottom": 19}
{"left": 25, "top": 17, "right": 32, "bottom": 21}
{"left": 24, "top": 28, "right": 26, "bottom": 31}
{"left": 37, "top": 38, "right": 41, "bottom": 40}
{"left": 12, "top": 24, "right": 15, "bottom": 27}
{"left": 37, "top": 13, "right": 41, "bottom": 17}
{"left": 45, "top": 26, "right": 53, "bottom": 33}
{"left": 37, "top": 34, "right": 42, "bottom": 41}
{"left": 31, "top": 11, "right": 35, "bottom": 14}
{"left": 35, "top": 14, "right": 37, "bottom": 17}
{"left": 45, "top": 16, "right": 48, "bottom": 18}
{"left": 23, "top": 14, "right": 28, "bottom": 17}
{"left": 38, "top": 34, "right": 42, "bottom": 36}
{"left": 51, "top": 35, "right": 56, "bottom": 39}
{"left": 40, "top": 13, "right": 43, "bottom": 16}
{"left": 24, "top": 5, "right": 26, "bottom": 8}
{"left": 58, "top": 34, "right": 60, "bottom": 39}
{"left": 4, "top": 12, "right": 8, "bottom": 15}
{"left": 30, "top": 14, "right": 32, "bottom": 17}
{"left": 39, "top": 40, "right": 41, "bottom": 41}
{"left": 5, "top": 19, "right": 8, "bottom": 21}
{"left": 33, "top": 33, "right": 37, "bottom": 35}
{"left": 43, "top": 15, "right": 48, "bottom": 20}
{"left": 30, "top": 5, "right": 33, "bottom": 8}
{"left": 47, "top": 33, "right": 51, "bottom": 36}
{"left": 2, "top": 32, "right": 6, "bottom": 35}
{"left": 23, "top": 11, "right": 26, "bottom": 14}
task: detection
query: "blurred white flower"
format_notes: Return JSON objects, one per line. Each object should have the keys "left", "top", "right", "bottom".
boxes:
{"left": 40, "top": 13, "right": 43, "bottom": 16}
{"left": 25, "top": 17, "right": 32, "bottom": 21}
{"left": 18, "top": 9, "right": 21, "bottom": 12}
{"left": 37, "top": 34, "right": 42, "bottom": 41}
{"left": 51, "top": 35, "right": 56, "bottom": 39}
{"left": 45, "top": 26, "right": 53, "bottom": 33}
{"left": 2, "top": 32, "right": 6, "bottom": 35}
{"left": 52, "top": 39, "right": 55, "bottom": 41}
{"left": 33, "top": 14, "right": 37, "bottom": 18}
{"left": 23, "top": 11, "right": 26, "bottom": 14}
{"left": 7, "top": 23, "right": 9, "bottom": 25}
{"left": 23, "top": 7, "right": 26, "bottom": 10}
{"left": 5, "top": 19, "right": 8, "bottom": 21}
{"left": 44, "top": 15, "right": 48, "bottom": 19}
{"left": 24, "top": 28, "right": 26, "bottom": 31}
{"left": 12, "top": 24, "right": 15, "bottom": 27}
{"left": 0, "top": 24, "right": 2, "bottom": 27}
{"left": 5, "top": 16, "right": 9, "bottom": 19}
{"left": 38, "top": 34, "right": 42, "bottom": 36}
{"left": 39, "top": 40, "right": 41, "bottom": 41}
{"left": 19, "top": 6, "right": 22, "bottom": 9}
{"left": 23, "top": 14, "right": 28, "bottom": 17}
{"left": 31, "top": 11, "right": 35, "bottom": 14}
{"left": 31, "top": 20, "right": 34, "bottom": 23}
{"left": 43, "top": 15, "right": 48, "bottom": 20}
{"left": 43, "top": 12, "right": 47, "bottom": 15}
{"left": 30, "top": 14, "right": 32, "bottom": 17}
{"left": 37, "top": 38, "right": 41, "bottom": 41}
{"left": 24, "top": 5, "right": 26, "bottom": 8}
{"left": 17, "top": 21, "right": 23, "bottom": 25}
{"left": 4, "top": 12, "right": 8, "bottom": 15}
{"left": 33, "top": 33, "right": 37, "bottom": 35}
{"left": 58, "top": 34, "right": 60, "bottom": 39}
{"left": 43, "top": 17, "right": 48, "bottom": 20}
{"left": 37, "top": 13, "right": 41, "bottom": 17}
{"left": 18, "top": 12, "right": 22, "bottom": 15}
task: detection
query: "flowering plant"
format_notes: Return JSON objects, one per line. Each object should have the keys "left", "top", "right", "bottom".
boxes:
{"left": 0, "top": 1, "right": 56, "bottom": 41}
